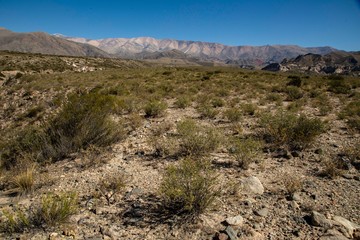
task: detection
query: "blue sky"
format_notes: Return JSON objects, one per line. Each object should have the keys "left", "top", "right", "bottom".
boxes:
{"left": 1, "top": 0, "right": 360, "bottom": 51}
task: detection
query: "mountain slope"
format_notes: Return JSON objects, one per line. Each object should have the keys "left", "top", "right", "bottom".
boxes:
{"left": 0, "top": 28, "right": 110, "bottom": 58}
{"left": 64, "top": 35, "right": 336, "bottom": 65}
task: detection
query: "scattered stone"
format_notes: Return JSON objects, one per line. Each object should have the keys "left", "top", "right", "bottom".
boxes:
{"left": 291, "top": 192, "right": 301, "bottom": 201}
{"left": 272, "top": 148, "right": 292, "bottom": 159}
{"left": 224, "top": 226, "right": 238, "bottom": 240}
{"left": 342, "top": 173, "right": 353, "bottom": 179}
{"left": 333, "top": 215, "right": 360, "bottom": 238}
{"left": 225, "top": 215, "right": 244, "bottom": 226}
{"left": 216, "top": 232, "right": 229, "bottom": 240}
{"left": 255, "top": 207, "right": 269, "bottom": 217}
{"left": 310, "top": 211, "right": 333, "bottom": 229}
{"left": 241, "top": 176, "right": 264, "bottom": 195}
{"left": 319, "top": 229, "right": 348, "bottom": 240}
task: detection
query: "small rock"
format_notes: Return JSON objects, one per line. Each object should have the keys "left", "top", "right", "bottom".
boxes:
{"left": 310, "top": 211, "right": 333, "bottom": 229}
{"left": 225, "top": 226, "right": 238, "bottom": 240}
{"left": 216, "top": 232, "right": 229, "bottom": 240}
{"left": 333, "top": 215, "right": 360, "bottom": 238}
{"left": 342, "top": 173, "right": 353, "bottom": 179}
{"left": 49, "top": 232, "right": 59, "bottom": 240}
{"left": 241, "top": 176, "right": 264, "bottom": 195}
{"left": 290, "top": 201, "right": 300, "bottom": 210}
{"left": 272, "top": 148, "right": 292, "bottom": 159}
{"left": 292, "top": 192, "right": 301, "bottom": 201}
{"left": 319, "top": 229, "right": 348, "bottom": 240}
{"left": 255, "top": 208, "right": 269, "bottom": 217}
{"left": 354, "top": 175, "right": 360, "bottom": 181}
{"left": 225, "top": 215, "right": 244, "bottom": 226}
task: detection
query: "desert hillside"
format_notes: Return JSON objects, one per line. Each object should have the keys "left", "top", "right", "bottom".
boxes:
{"left": 0, "top": 51, "right": 359, "bottom": 240}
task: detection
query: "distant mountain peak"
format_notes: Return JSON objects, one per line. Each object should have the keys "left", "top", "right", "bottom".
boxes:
{"left": 61, "top": 35, "right": 337, "bottom": 66}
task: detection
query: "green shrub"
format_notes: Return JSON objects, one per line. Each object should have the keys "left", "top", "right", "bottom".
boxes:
{"left": 223, "top": 108, "right": 242, "bottom": 122}
{"left": 260, "top": 111, "right": 325, "bottom": 150}
{"left": 0, "top": 207, "right": 30, "bottom": 233}
{"left": 0, "top": 93, "right": 124, "bottom": 167}
{"left": 10, "top": 166, "right": 35, "bottom": 195}
{"left": 241, "top": 103, "right": 257, "bottom": 116}
{"left": 33, "top": 192, "right": 78, "bottom": 226}
{"left": 211, "top": 97, "right": 225, "bottom": 108}
{"left": 159, "top": 158, "right": 220, "bottom": 218}
{"left": 287, "top": 76, "right": 302, "bottom": 87}
{"left": 197, "top": 104, "right": 219, "bottom": 119}
{"left": 174, "top": 96, "right": 191, "bottom": 109}
{"left": 0, "top": 191, "right": 77, "bottom": 233}
{"left": 229, "top": 137, "right": 262, "bottom": 169}
{"left": 177, "top": 119, "right": 221, "bottom": 156}
{"left": 328, "top": 76, "right": 351, "bottom": 94}
{"left": 144, "top": 100, "right": 167, "bottom": 117}
{"left": 339, "top": 101, "right": 360, "bottom": 131}
{"left": 285, "top": 86, "right": 303, "bottom": 101}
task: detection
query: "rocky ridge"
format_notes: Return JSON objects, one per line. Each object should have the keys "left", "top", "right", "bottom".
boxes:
{"left": 262, "top": 52, "right": 360, "bottom": 75}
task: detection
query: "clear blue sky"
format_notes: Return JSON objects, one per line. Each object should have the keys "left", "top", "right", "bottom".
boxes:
{"left": 1, "top": 0, "right": 360, "bottom": 51}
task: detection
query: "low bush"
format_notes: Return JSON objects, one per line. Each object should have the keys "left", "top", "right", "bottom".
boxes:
{"left": 260, "top": 110, "right": 325, "bottom": 150}
{"left": 285, "top": 86, "right": 303, "bottom": 101}
{"left": 0, "top": 191, "right": 78, "bottom": 233}
{"left": 144, "top": 100, "right": 167, "bottom": 117}
{"left": 177, "top": 119, "right": 221, "bottom": 156}
{"left": 339, "top": 100, "right": 360, "bottom": 131}
{"left": 282, "top": 173, "right": 303, "bottom": 195}
{"left": 241, "top": 103, "right": 257, "bottom": 116}
{"left": 287, "top": 76, "right": 302, "bottom": 87}
{"left": 98, "top": 173, "right": 127, "bottom": 205}
{"left": 197, "top": 104, "right": 219, "bottom": 119}
{"left": 34, "top": 192, "right": 78, "bottom": 226}
{"left": 0, "top": 92, "right": 124, "bottom": 168}
{"left": 10, "top": 166, "right": 35, "bottom": 195}
{"left": 223, "top": 108, "right": 242, "bottom": 122}
{"left": 229, "top": 137, "right": 262, "bottom": 169}
{"left": 174, "top": 95, "right": 192, "bottom": 109}
{"left": 328, "top": 76, "right": 351, "bottom": 94}
{"left": 159, "top": 158, "right": 220, "bottom": 218}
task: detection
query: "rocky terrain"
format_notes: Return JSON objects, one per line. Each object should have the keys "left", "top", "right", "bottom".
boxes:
{"left": 262, "top": 52, "right": 360, "bottom": 76}
{"left": 0, "top": 52, "right": 359, "bottom": 240}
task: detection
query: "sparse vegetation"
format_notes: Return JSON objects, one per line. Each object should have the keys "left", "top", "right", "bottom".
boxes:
{"left": 1, "top": 51, "right": 359, "bottom": 239}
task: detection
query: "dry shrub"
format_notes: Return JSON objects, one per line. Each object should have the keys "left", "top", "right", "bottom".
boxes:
{"left": 177, "top": 119, "right": 221, "bottom": 156}
{"left": 282, "top": 172, "right": 303, "bottom": 195}
{"left": 229, "top": 137, "right": 262, "bottom": 169}
{"left": 160, "top": 158, "right": 220, "bottom": 219}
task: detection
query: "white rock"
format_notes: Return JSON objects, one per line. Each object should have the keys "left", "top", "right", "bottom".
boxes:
{"left": 241, "top": 176, "right": 264, "bottom": 195}
{"left": 333, "top": 215, "right": 360, "bottom": 237}
{"left": 225, "top": 215, "right": 244, "bottom": 226}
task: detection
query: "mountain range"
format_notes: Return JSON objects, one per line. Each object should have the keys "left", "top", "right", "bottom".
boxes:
{"left": 64, "top": 35, "right": 336, "bottom": 66}
{"left": 0, "top": 28, "right": 340, "bottom": 67}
